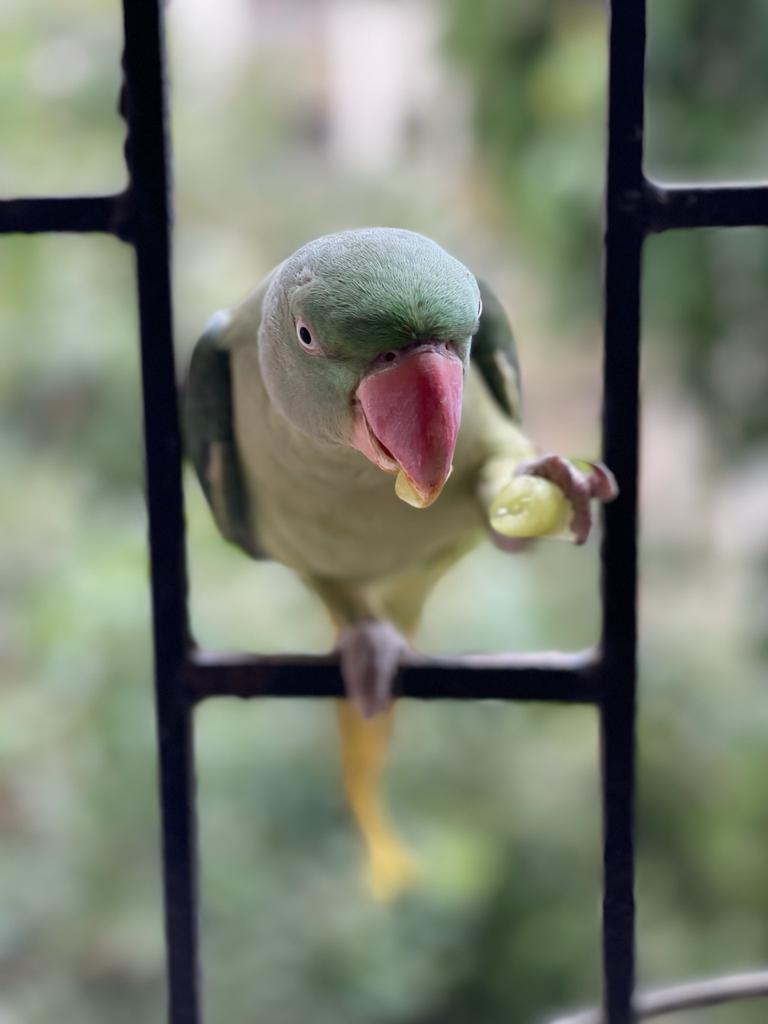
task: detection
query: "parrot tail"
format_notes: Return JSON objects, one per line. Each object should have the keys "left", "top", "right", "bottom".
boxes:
{"left": 335, "top": 700, "right": 419, "bottom": 902}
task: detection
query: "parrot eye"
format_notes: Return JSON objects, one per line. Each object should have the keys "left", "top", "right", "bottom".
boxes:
{"left": 295, "top": 318, "right": 322, "bottom": 354}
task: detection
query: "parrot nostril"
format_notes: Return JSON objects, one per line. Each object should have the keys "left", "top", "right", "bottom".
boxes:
{"left": 383, "top": 351, "right": 397, "bottom": 363}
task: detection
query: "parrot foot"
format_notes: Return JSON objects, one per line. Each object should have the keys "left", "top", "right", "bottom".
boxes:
{"left": 337, "top": 619, "right": 408, "bottom": 719}
{"left": 515, "top": 454, "right": 618, "bottom": 545}
{"left": 366, "top": 833, "right": 421, "bottom": 903}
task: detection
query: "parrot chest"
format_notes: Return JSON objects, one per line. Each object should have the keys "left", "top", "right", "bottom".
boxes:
{"left": 231, "top": 348, "right": 485, "bottom": 583}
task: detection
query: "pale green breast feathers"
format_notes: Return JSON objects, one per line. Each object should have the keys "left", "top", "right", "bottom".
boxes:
{"left": 182, "top": 229, "right": 524, "bottom": 566}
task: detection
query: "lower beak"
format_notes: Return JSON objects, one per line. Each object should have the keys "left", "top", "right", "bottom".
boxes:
{"left": 353, "top": 342, "right": 464, "bottom": 508}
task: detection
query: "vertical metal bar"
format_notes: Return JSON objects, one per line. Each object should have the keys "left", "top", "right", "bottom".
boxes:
{"left": 600, "top": 0, "right": 645, "bottom": 1021}
{"left": 120, "top": 2, "right": 201, "bottom": 1021}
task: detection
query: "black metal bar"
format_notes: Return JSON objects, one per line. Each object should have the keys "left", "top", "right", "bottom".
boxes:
{"left": 599, "top": 0, "right": 645, "bottom": 1021}
{"left": 0, "top": 194, "right": 130, "bottom": 237}
{"left": 120, "top": 2, "right": 200, "bottom": 1022}
{"left": 184, "top": 650, "right": 602, "bottom": 704}
{"left": 645, "top": 181, "right": 768, "bottom": 233}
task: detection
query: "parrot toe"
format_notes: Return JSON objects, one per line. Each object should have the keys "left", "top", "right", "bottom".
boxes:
{"left": 489, "top": 532, "right": 533, "bottom": 553}
{"left": 514, "top": 454, "right": 618, "bottom": 545}
{"left": 337, "top": 619, "right": 408, "bottom": 718}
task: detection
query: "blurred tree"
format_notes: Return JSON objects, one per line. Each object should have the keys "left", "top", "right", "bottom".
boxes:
{"left": 446, "top": 0, "right": 768, "bottom": 452}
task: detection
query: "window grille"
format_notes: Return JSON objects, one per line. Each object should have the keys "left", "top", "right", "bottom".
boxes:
{"left": 2, "top": 2, "right": 767, "bottom": 1022}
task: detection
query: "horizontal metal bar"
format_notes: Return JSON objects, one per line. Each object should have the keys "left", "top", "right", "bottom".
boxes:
{"left": 645, "top": 180, "right": 768, "bottom": 233}
{"left": 549, "top": 968, "right": 768, "bottom": 1024}
{"left": 0, "top": 193, "right": 131, "bottom": 238}
{"left": 182, "top": 648, "right": 602, "bottom": 704}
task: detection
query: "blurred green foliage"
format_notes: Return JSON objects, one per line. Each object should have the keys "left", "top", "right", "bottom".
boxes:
{"left": 446, "top": 0, "right": 768, "bottom": 451}
{"left": 446, "top": 0, "right": 607, "bottom": 322}
{"left": 2, "top": 2, "right": 768, "bottom": 1023}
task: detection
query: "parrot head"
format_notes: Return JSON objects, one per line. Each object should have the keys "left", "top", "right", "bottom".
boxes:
{"left": 258, "top": 228, "right": 481, "bottom": 508}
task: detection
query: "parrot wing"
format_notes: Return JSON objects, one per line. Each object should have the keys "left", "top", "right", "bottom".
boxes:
{"left": 182, "top": 310, "right": 261, "bottom": 558}
{"left": 471, "top": 279, "right": 523, "bottom": 424}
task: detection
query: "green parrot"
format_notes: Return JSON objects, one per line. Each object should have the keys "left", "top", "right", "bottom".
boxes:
{"left": 183, "top": 228, "right": 616, "bottom": 899}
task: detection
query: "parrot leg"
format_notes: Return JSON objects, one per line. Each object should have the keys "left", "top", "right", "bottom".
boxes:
{"left": 307, "top": 577, "right": 417, "bottom": 900}
{"left": 334, "top": 616, "right": 417, "bottom": 900}
{"left": 330, "top": 551, "right": 469, "bottom": 900}
{"left": 335, "top": 700, "right": 418, "bottom": 901}
{"left": 337, "top": 618, "right": 408, "bottom": 719}
{"left": 514, "top": 454, "right": 618, "bottom": 545}
{"left": 312, "top": 552, "right": 470, "bottom": 900}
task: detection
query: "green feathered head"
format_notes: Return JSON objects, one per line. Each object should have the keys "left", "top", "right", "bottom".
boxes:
{"left": 258, "top": 228, "right": 481, "bottom": 507}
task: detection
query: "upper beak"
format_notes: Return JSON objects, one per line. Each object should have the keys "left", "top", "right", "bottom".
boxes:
{"left": 352, "top": 341, "right": 464, "bottom": 508}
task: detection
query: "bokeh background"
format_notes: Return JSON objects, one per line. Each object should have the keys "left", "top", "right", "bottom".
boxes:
{"left": 2, "top": 1, "right": 768, "bottom": 1022}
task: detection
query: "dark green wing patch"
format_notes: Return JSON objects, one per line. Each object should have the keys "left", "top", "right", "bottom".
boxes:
{"left": 182, "top": 316, "right": 260, "bottom": 558}
{"left": 470, "top": 279, "right": 523, "bottom": 423}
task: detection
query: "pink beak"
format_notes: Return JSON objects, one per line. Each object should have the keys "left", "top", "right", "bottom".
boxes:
{"left": 353, "top": 342, "right": 464, "bottom": 508}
